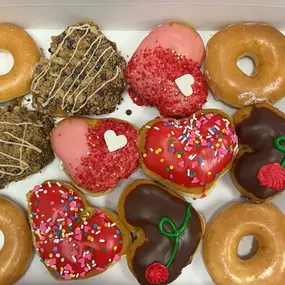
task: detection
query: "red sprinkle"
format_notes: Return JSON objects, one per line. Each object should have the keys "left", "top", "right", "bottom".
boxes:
{"left": 75, "top": 120, "right": 139, "bottom": 193}
{"left": 126, "top": 46, "right": 208, "bottom": 117}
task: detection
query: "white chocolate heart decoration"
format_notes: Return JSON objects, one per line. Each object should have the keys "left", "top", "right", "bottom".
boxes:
{"left": 175, "top": 74, "right": 195, "bottom": 97}
{"left": 104, "top": 130, "right": 128, "bottom": 152}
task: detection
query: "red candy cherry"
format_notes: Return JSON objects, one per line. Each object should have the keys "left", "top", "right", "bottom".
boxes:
{"left": 257, "top": 162, "right": 285, "bottom": 191}
{"left": 145, "top": 262, "right": 169, "bottom": 284}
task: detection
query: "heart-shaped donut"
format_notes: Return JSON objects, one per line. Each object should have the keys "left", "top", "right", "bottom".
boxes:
{"left": 27, "top": 181, "right": 131, "bottom": 281}
{"left": 51, "top": 117, "right": 139, "bottom": 196}
{"left": 139, "top": 109, "right": 238, "bottom": 197}
{"left": 231, "top": 103, "right": 285, "bottom": 201}
{"left": 118, "top": 180, "right": 205, "bottom": 285}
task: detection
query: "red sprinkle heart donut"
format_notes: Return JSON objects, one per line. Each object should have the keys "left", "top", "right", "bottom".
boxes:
{"left": 126, "top": 23, "right": 208, "bottom": 118}
{"left": 51, "top": 118, "right": 139, "bottom": 196}
{"left": 139, "top": 109, "right": 238, "bottom": 198}
{"left": 27, "top": 181, "right": 131, "bottom": 281}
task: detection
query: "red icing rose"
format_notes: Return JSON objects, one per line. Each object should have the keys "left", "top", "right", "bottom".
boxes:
{"left": 257, "top": 163, "right": 285, "bottom": 191}
{"left": 145, "top": 262, "right": 169, "bottom": 284}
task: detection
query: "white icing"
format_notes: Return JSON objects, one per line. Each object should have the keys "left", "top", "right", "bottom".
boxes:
{"left": 238, "top": 92, "right": 266, "bottom": 105}
{"left": 31, "top": 23, "right": 121, "bottom": 114}
{"left": 104, "top": 130, "right": 127, "bottom": 152}
{"left": 0, "top": 122, "right": 43, "bottom": 177}
{"left": 175, "top": 74, "right": 195, "bottom": 97}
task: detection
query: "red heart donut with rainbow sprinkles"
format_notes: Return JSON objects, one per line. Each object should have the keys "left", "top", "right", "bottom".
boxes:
{"left": 27, "top": 181, "right": 131, "bottom": 281}
{"left": 139, "top": 109, "right": 238, "bottom": 198}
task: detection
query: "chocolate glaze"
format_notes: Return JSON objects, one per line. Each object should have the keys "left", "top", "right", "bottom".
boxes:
{"left": 234, "top": 106, "right": 285, "bottom": 199}
{"left": 124, "top": 184, "right": 202, "bottom": 285}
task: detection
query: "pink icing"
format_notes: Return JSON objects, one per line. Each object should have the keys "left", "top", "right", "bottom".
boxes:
{"left": 51, "top": 119, "right": 89, "bottom": 179}
{"left": 136, "top": 23, "right": 205, "bottom": 65}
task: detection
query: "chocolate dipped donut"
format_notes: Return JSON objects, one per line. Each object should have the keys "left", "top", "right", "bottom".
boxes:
{"left": 205, "top": 23, "right": 285, "bottom": 107}
{"left": 203, "top": 202, "right": 285, "bottom": 285}
{"left": 231, "top": 103, "right": 285, "bottom": 201}
{"left": 139, "top": 109, "right": 238, "bottom": 198}
{"left": 118, "top": 180, "right": 205, "bottom": 285}
{"left": 27, "top": 181, "right": 131, "bottom": 280}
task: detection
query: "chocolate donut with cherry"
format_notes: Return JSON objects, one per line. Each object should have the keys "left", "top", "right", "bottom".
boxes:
{"left": 118, "top": 179, "right": 205, "bottom": 285}
{"left": 126, "top": 22, "right": 208, "bottom": 118}
{"left": 231, "top": 103, "right": 285, "bottom": 201}
{"left": 51, "top": 117, "right": 139, "bottom": 196}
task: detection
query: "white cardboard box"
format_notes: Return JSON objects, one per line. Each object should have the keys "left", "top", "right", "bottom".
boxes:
{"left": 1, "top": 1, "right": 285, "bottom": 284}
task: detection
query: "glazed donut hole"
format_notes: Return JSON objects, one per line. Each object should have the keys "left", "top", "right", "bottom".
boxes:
{"left": 236, "top": 55, "right": 256, "bottom": 77}
{"left": 237, "top": 235, "right": 259, "bottom": 260}
{"left": 0, "top": 50, "right": 14, "bottom": 75}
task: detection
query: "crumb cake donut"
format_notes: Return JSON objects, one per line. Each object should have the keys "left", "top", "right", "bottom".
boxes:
{"left": 0, "top": 106, "right": 54, "bottom": 188}
{"left": 0, "top": 23, "right": 41, "bottom": 102}
{"left": 231, "top": 103, "right": 285, "bottom": 201}
{"left": 51, "top": 117, "right": 139, "bottom": 196}
{"left": 203, "top": 202, "right": 285, "bottom": 285}
{"left": 118, "top": 180, "right": 205, "bottom": 285}
{"left": 31, "top": 21, "right": 126, "bottom": 116}
{"left": 139, "top": 109, "right": 238, "bottom": 198}
{"left": 0, "top": 196, "right": 33, "bottom": 284}
{"left": 205, "top": 23, "right": 285, "bottom": 107}
{"left": 126, "top": 22, "right": 208, "bottom": 117}
{"left": 27, "top": 181, "right": 131, "bottom": 280}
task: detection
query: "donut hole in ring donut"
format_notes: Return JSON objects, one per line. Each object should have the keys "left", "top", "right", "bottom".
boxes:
{"left": 237, "top": 55, "right": 256, "bottom": 77}
{"left": 0, "top": 230, "right": 4, "bottom": 251}
{"left": 237, "top": 235, "right": 259, "bottom": 260}
{"left": 0, "top": 50, "right": 14, "bottom": 75}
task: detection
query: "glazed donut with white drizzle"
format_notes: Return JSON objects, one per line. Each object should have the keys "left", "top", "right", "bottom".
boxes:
{"left": 31, "top": 21, "right": 126, "bottom": 116}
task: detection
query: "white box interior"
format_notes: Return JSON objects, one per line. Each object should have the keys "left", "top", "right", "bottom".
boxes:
{"left": 1, "top": 1, "right": 285, "bottom": 284}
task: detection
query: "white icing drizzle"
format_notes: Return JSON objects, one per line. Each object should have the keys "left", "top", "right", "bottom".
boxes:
{"left": 32, "top": 23, "right": 92, "bottom": 90}
{"left": 31, "top": 22, "right": 121, "bottom": 114}
{"left": 238, "top": 92, "right": 266, "bottom": 105}
{"left": 49, "top": 34, "right": 104, "bottom": 108}
{"left": 72, "top": 66, "right": 121, "bottom": 113}
{"left": 62, "top": 47, "right": 114, "bottom": 111}
{"left": 0, "top": 122, "right": 43, "bottom": 177}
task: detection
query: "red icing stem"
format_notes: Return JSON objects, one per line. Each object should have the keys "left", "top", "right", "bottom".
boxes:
{"left": 142, "top": 112, "right": 238, "bottom": 188}
{"left": 29, "top": 182, "right": 123, "bottom": 280}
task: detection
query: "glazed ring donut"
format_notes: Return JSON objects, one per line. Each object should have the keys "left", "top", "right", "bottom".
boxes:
{"left": 205, "top": 23, "right": 285, "bottom": 107}
{"left": 0, "top": 23, "right": 41, "bottom": 102}
{"left": 203, "top": 203, "right": 285, "bottom": 285}
{"left": 0, "top": 196, "right": 33, "bottom": 284}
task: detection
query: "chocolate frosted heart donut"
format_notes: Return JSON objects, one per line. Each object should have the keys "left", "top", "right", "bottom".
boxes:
{"left": 139, "top": 109, "right": 238, "bottom": 198}
{"left": 51, "top": 117, "right": 139, "bottom": 196}
{"left": 118, "top": 180, "right": 205, "bottom": 285}
{"left": 27, "top": 181, "right": 131, "bottom": 280}
{"left": 231, "top": 103, "right": 285, "bottom": 201}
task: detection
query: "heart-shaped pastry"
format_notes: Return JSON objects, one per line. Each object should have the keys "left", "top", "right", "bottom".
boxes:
{"left": 51, "top": 117, "right": 139, "bottom": 196}
{"left": 118, "top": 180, "right": 205, "bottom": 285}
{"left": 140, "top": 109, "right": 238, "bottom": 197}
{"left": 27, "top": 181, "right": 131, "bottom": 281}
{"left": 231, "top": 103, "right": 285, "bottom": 201}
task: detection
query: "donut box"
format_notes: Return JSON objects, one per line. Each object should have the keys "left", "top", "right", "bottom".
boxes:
{"left": 1, "top": 0, "right": 285, "bottom": 284}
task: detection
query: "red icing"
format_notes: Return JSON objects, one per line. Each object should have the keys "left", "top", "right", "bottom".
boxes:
{"left": 29, "top": 182, "right": 124, "bottom": 280}
{"left": 145, "top": 262, "right": 169, "bottom": 284}
{"left": 75, "top": 120, "right": 139, "bottom": 193}
{"left": 126, "top": 46, "right": 208, "bottom": 117}
{"left": 257, "top": 163, "right": 285, "bottom": 191}
{"left": 142, "top": 112, "right": 238, "bottom": 193}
